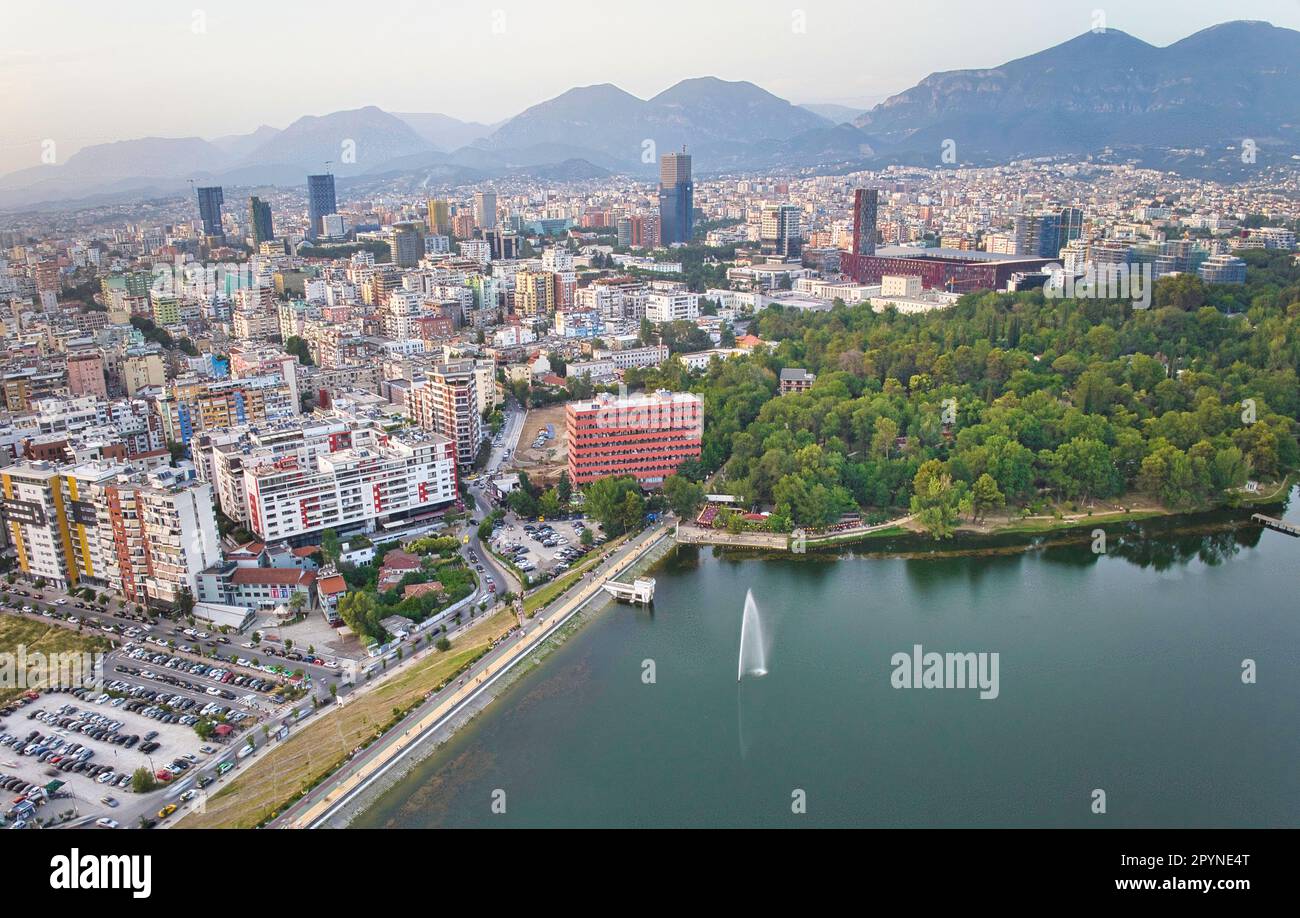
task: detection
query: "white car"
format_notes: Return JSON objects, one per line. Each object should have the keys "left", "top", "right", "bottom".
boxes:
{"left": 55, "top": 598, "right": 68, "bottom": 605}
{"left": 95, "top": 818, "right": 119, "bottom": 829}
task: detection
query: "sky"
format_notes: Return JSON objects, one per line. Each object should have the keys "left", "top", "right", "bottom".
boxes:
{"left": 2, "top": 0, "right": 1299, "bottom": 176}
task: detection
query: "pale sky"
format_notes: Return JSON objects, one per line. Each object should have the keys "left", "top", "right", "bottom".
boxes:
{"left": 2, "top": 0, "right": 1298, "bottom": 176}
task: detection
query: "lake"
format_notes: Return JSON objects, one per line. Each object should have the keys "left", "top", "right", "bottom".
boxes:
{"left": 353, "top": 495, "right": 1300, "bottom": 828}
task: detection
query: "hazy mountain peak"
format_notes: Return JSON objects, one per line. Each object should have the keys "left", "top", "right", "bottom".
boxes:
{"left": 856, "top": 19, "right": 1300, "bottom": 162}
{"left": 242, "top": 106, "right": 431, "bottom": 172}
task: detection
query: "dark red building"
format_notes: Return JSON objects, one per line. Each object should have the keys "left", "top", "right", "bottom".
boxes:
{"left": 841, "top": 247, "right": 1054, "bottom": 294}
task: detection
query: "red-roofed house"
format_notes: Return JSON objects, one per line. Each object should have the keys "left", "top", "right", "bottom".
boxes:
{"left": 402, "top": 581, "right": 445, "bottom": 601}
{"left": 378, "top": 549, "right": 422, "bottom": 591}
{"left": 225, "top": 566, "right": 316, "bottom": 611}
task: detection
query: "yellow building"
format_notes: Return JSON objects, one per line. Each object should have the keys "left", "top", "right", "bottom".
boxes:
{"left": 151, "top": 295, "right": 181, "bottom": 325}
{"left": 122, "top": 352, "right": 165, "bottom": 395}
{"left": 426, "top": 198, "right": 452, "bottom": 236}
{"left": 2, "top": 464, "right": 77, "bottom": 588}
{"left": 513, "top": 269, "right": 555, "bottom": 318}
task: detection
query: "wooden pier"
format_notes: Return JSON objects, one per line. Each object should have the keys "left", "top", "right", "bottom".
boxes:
{"left": 1251, "top": 513, "right": 1300, "bottom": 537}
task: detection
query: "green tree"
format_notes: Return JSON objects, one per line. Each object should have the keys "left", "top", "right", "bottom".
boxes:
{"left": 662, "top": 474, "right": 705, "bottom": 519}
{"left": 132, "top": 767, "right": 159, "bottom": 794}
{"left": 585, "top": 476, "right": 644, "bottom": 535}
{"left": 620, "top": 490, "right": 647, "bottom": 532}
{"left": 970, "top": 473, "right": 1005, "bottom": 522}
{"left": 284, "top": 335, "right": 316, "bottom": 366}
{"left": 909, "top": 460, "right": 966, "bottom": 538}
{"left": 337, "top": 591, "right": 381, "bottom": 643}
{"left": 320, "top": 529, "right": 342, "bottom": 564}
{"left": 871, "top": 416, "right": 899, "bottom": 459}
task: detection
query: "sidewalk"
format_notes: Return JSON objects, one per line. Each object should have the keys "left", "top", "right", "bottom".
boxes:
{"left": 282, "top": 521, "right": 672, "bottom": 828}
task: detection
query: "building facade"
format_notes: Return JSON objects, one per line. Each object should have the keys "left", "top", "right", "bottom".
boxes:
{"left": 566, "top": 390, "right": 703, "bottom": 487}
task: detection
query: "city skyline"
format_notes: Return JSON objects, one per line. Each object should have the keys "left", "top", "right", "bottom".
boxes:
{"left": 4, "top": 1, "right": 1300, "bottom": 177}
{"left": 0, "top": 0, "right": 1295, "bottom": 860}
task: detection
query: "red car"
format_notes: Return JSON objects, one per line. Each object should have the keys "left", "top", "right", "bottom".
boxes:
{"left": 155, "top": 769, "right": 173, "bottom": 782}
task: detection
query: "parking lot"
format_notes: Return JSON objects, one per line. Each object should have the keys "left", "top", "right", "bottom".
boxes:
{"left": 0, "top": 680, "right": 242, "bottom": 830}
{"left": 489, "top": 517, "right": 602, "bottom": 578}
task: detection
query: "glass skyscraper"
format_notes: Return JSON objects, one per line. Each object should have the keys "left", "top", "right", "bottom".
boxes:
{"left": 196, "top": 186, "right": 224, "bottom": 239}
{"left": 306, "top": 173, "right": 337, "bottom": 241}
{"left": 249, "top": 196, "right": 274, "bottom": 245}
{"left": 658, "top": 150, "right": 693, "bottom": 245}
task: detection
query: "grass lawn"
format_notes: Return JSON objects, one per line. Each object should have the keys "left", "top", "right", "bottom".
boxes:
{"left": 993, "top": 509, "right": 1168, "bottom": 535}
{"left": 0, "top": 613, "right": 110, "bottom": 704}
{"left": 177, "top": 610, "right": 515, "bottom": 829}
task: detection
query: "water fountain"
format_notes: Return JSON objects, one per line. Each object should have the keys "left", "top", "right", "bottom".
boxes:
{"left": 737, "top": 589, "right": 768, "bottom": 681}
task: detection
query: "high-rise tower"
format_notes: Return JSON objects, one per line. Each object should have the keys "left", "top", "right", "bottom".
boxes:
{"left": 306, "top": 173, "right": 337, "bottom": 241}
{"left": 658, "top": 149, "right": 694, "bottom": 245}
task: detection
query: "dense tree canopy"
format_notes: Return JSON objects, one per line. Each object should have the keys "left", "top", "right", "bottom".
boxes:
{"left": 616, "top": 251, "right": 1300, "bottom": 530}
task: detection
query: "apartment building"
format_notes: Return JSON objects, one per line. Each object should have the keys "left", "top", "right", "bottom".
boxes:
{"left": 577, "top": 277, "right": 647, "bottom": 321}
{"left": 242, "top": 428, "right": 457, "bottom": 543}
{"left": 125, "top": 467, "right": 223, "bottom": 605}
{"left": 566, "top": 390, "right": 703, "bottom": 487}
{"left": 156, "top": 374, "right": 299, "bottom": 444}
{"left": 1, "top": 461, "right": 220, "bottom": 603}
{"left": 592, "top": 343, "right": 670, "bottom": 371}
{"left": 194, "top": 414, "right": 385, "bottom": 523}
{"left": 514, "top": 269, "right": 556, "bottom": 317}
{"left": 408, "top": 360, "right": 482, "bottom": 467}
{"left": 645, "top": 290, "right": 700, "bottom": 323}
{"left": 1, "top": 463, "right": 76, "bottom": 589}
{"left": 121, "top": 351, "right": 165, "bottom": 396}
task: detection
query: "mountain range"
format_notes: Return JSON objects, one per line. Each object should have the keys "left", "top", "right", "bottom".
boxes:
{"left": 2, "top": 20, "right": 1297, "bottom": 211}
{"left": 855, "top": 20, "right": 1300, "bottom": 164}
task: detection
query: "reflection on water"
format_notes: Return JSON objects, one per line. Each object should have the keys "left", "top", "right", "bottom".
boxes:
{"left": 352, "top": 491, "right": 1299, "bottom": 829}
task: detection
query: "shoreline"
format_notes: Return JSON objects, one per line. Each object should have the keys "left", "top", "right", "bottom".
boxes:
{"left": 203, "top": 487, "right": 1294, "bottom": 829}
{"left": 330, "top": 499, "right": 1286, "bottom": 826}
{"left": 332, "top": 531, "right": 681, "bottom": 827}
{"left": 683, "top": 482, "right": 1295, "bottom": 561}
{"left": 273, "top": 523, "right": 676, "bottom": 829}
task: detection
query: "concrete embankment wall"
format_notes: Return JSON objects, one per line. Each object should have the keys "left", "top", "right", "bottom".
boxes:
{"left": 675, "top": 524, "right": 788, "bottom": 550}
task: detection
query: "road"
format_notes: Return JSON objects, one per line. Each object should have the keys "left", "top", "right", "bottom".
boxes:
{"left": 462, "top": 401, "right": 525, "bottom": 598}
{"left": 272, "top": 518, "right": 673, "bottom": 829}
